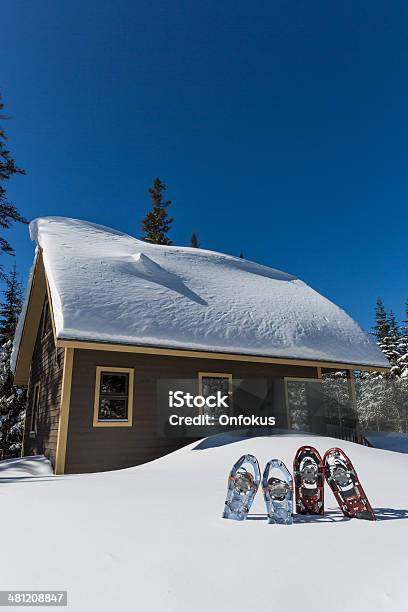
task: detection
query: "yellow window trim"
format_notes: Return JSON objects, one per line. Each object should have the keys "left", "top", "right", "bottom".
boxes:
{"left": 93, "top": 366, "right": 134, "bottom": 428}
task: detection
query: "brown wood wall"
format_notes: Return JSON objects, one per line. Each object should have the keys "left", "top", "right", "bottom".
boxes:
{"left": 23, "top": 320, "right": 65, "bottom": 468}
{"left": 65, "top": 349, "right": 317, "bottom": 474}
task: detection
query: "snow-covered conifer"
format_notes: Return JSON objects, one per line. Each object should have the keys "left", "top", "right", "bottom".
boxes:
{"left": 141, "top": 178, "right": 173, "bottom": 245}
{"left": 0, "top": 266, "right": 26, "bottom": 458}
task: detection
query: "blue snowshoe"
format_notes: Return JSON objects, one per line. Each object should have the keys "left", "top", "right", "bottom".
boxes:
{"left": 262, "top": 459, "right": 293, "bottom": 525}
{"left": 222, "top": 454, "right": 261, "bottom": 521}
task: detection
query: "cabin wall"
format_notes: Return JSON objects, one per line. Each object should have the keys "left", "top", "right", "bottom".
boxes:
{"left": 23, "top": 325, "right": 65, "bottom": 468}
{"left": 64, "top": 349, "right": 317, "bottom": 474}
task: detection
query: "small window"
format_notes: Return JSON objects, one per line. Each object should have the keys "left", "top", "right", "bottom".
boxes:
{"left": 41, "top": 299, "right": 52, "bottom": 339}
{"left": 93, "top": 367, "right": 134, "bottom": 427}
{"left": 198, "top": 372, "right": 232, "bottom": 417}
{"left": 30, "top": 383, "right": 40, "bottom": 434}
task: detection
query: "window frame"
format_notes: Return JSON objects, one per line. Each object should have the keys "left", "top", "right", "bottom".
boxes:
{"left": 30, "top": 382, "right": 41, "bottom": 435}
{"left": 93, "top": 366, "right": 134, "bottom": 428}
{"left": 198, "top": 371, "right": 233, "bottom": 416}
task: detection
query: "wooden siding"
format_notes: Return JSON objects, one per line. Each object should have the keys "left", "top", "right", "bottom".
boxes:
{"left": 64, "top": 349, "right": 317, "bottom": 474}
{"left": 23, "top": 305, "right": 65, "bottom": 468}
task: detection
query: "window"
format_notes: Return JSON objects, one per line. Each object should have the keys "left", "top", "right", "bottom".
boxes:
{"left": 198, "top": 372, "right": 232, "bottom": 417}
{"left": 93, "top": 367, "right": 134, "bottom": 427}
{"left": 41, "top": 299, "right": 52, "bottom": 339}
{"left": 30, "top": 383, "right": 40, "bottom": 434}
{"left": 284, "top": 376, "right": 354, "bottom": 436}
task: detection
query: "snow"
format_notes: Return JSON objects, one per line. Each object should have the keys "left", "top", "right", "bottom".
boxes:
{"left": 13, "top": 216, "right": 388, "bottom": 369}
{"left": 1, "top": 434, "right": 407, "bottom": 611}
{"left": 0, "top": 454, "right": 53, "bottom": 478}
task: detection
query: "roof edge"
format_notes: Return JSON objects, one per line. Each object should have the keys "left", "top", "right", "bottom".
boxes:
{"left": 12, "top": 250, "right": 57, "bottom": 385}
{"left": 56, "top": 338, "right": 391, "bottom": 372}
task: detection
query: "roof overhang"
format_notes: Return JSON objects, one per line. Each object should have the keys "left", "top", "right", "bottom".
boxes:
{"left": 56, "top": 338, "right": 391, "bottom": 373}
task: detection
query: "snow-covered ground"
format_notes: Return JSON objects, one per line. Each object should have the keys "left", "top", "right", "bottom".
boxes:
{"left": 0, "top": 455, "right": 53, "bottom": 478}
{"left": 2, "top": 434, "right": 407, "bottom": 611}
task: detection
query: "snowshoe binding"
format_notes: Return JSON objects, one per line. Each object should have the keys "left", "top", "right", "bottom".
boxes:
{"left": 222, "top": 454, "right": 261, "bottom": 521}
{"left": 262, "top": 459, "right": 293, "bottom": 525}
{"left": 323, "top": 448, "right": 375, "bottom": 521}
{"left": 293, "top": 446, "right": 324, "bottom": 515}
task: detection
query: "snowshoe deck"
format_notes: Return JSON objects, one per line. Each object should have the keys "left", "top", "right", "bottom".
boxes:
{"left": 262, "top": 459, "right": 293, "bottom": 524}
{"left": 293, "top": 446, "right": 324, "bottom": 515}
{"left": 323, "top": 448, "right": 375, "bottom": 521}
{"left": 222, "top": 454, "right": 261, "bottom": 521}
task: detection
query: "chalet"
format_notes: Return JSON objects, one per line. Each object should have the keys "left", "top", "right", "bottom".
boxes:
{"left": 12, "top": 217, "right": 389, "bottom": 474}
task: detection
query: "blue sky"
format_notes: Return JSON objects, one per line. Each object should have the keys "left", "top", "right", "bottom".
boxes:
{"left": 1, "top": 0, "right": 407, "bottom": 332}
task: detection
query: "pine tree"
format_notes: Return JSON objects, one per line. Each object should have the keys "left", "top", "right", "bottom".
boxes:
{"left": 397, "top": 300, "right": 408, "bottom": 379}
{"left": 190, "top": 232, "right": 199, "bottom": 248}
{"left": 384, "top": 310, "right": 402, "bottom": 373}
{"left": 0, "top": 265, "right": 26, "bottom": 458}
{"left": 0, "top": 94, "right": 27, "bottom": 257}
{"left": 388, "top": 310, "right": 400, "bottom": 339}
{"left": 357, "top": 299, "right": 408, "bottom": 433}
{"left": 239, "top": 252, "right": 244, "bottom": 259}
{"left": 0, "top": 264, "right": 22, "bottom": 343}
{"left": 141, "top": 178, "right": 173, "bottom": 245}
{"left": 372, "top": 298, "right": 390, "bottom": 342}
{"left": 371, "top": 299, "right": 400, "bottom": 370}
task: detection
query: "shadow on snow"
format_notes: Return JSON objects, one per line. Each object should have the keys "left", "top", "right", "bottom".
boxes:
{"left": 246, "top": 508, "right": 408, "bottom": 523}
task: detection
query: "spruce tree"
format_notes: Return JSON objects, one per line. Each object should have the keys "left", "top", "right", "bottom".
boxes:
{"left": 384, "top": 310, "right": 402, "bottom": 372}
{"left": 0, "top": 265, "right": 26, "bottom": 458}
{"left": 357, "top": 299, "right": 408, "bottom": 433}
{"left": 239, "top": 252, "right": 244, "bottom": 259}
{"left": 0, "top": 94, "right": 27, "bottom": 257}
{"left": 397, "top": 300, "right": 408, "bottom": 379}
{"left": 141, "top": 178, "right": 173, "bottom": 245}
{"left": 371, "top": 298, "right": 390, "bottom": 342}
{"left": 0, "top": 264, "right": 22, "bottom": 343}
{"left": 190, "top": 232, "right": 199, "bottom": 248}
{"left": 388, "top": 310, "right": 400, "bottom": 339}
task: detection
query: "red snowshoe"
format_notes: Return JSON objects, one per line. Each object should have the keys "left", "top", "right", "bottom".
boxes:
{"left": 293, "top": 446, "right": 324, "bottom": 515}
{"left": 323, "top": 448, "right": 376, "bottom": 521}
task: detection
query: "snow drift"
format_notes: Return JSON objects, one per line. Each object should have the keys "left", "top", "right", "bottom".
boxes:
{"left": 0, "top": 455, "right": 53, "bottom": 478}
{"left": 13, "top": 216, "right": 388, "bottom": 369}
{"left": 1, "top": 435, "right": 407, "bottom": 612}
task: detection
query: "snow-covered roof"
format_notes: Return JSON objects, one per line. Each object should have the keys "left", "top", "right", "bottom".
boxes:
{"left": 13, "top": 216, "right": 389, "bottom": 369}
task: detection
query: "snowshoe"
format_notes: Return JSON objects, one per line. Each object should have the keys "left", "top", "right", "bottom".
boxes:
{"left": 323, "top": 448, "right": 375, "bottom": 521}
{"left": 262, "top": 459, "right": 293, "bottom": 524}
{"left": 222, "top": 454, "right": 261, "bottom": 521}
{"left": 293, "top": 446, "right": 324, "bottom": 515}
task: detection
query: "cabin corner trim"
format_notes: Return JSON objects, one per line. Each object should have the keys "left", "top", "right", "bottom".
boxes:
{"left": 55, "top": 347, "right": 74, "bottom": 475}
